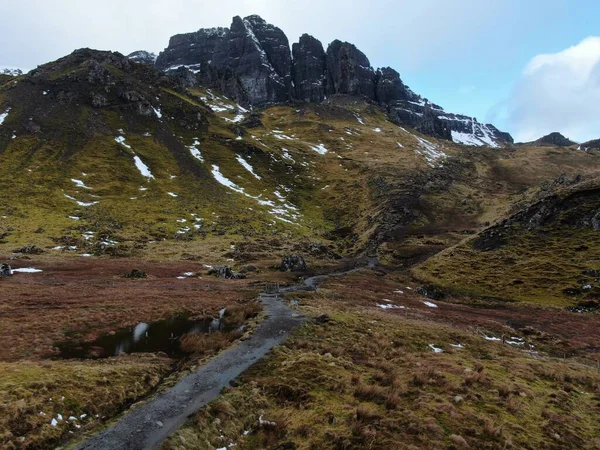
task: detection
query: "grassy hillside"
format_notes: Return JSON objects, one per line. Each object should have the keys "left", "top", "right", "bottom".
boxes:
{"left": 413, "top": 179, "right": 600, "bottom": 306}
{"left": 2, "top": 51, "right": 598, "bottom": 267}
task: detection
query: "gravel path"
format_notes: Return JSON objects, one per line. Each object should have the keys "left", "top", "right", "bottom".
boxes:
{"left": 76, "top": 293, "right": 304, "bottom": 450}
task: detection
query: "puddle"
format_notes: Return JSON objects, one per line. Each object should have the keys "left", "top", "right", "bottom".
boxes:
{"left": 56, "top": 313, "right": 230, "bottom": 359}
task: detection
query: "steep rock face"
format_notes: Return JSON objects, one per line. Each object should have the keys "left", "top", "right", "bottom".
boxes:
{"left": 375, "top": 67, "right": 409, "bottom": 104}
{"left": 437, "top": 113, "right": 514, "bottom": 147}
{"left": 292, "top": 34, "right": 326, "bottom": 103}
{"left": 156, "top": 16, "right": 291, "bottom": 106}
{"left": 226, "top": 16, "right": 290, "bottom": 105}
{"left": 243, "top": 15, "right": 293, "bottom": 98}
{"left": 155, "top": 27, "right": 227, "bottom": 72}
{"left": 325, "top": 40, "right": 376, "bottom": 98}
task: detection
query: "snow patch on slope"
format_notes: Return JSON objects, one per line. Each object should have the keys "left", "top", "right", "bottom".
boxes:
{"left": 310, "top": 143, "right": 328, "bottom": 155}
{"left": 133, "top": 156, "right": 154, "bottom": 179}
{"left": 414, "top": 136, "right": 446, "bottom": 168}
{"left": 188, "top": 139, "right": 204, "bottom": 162}
{"left": 236, "top": 155, "right": 261, "bottom": 180}
{"left": 0, "top": 108, "right": 10, "bottom": 125}
{"left": 445, "top": 118, "right": 500, "bottom": 148}
{"left": 211, "top": 165, "right": 299, "bottom": 224}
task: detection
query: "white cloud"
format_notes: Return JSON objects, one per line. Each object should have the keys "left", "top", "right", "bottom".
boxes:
{"left": 499, "top": 37, "right": 600, "bottom": 143}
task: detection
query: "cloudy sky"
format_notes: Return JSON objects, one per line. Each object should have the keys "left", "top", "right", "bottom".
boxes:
{"left": 1, "top": 0, "right": 599, "bottom": 142}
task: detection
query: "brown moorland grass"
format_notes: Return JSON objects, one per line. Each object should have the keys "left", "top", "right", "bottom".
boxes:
{"left": 0, "top": 256, "right": 258, "bottom": 361}
{"left": 163, "top": 269, "right": 600, "bottom": 450}
{"left": 0, "top": 256, "right": 265, "bottom": 449}
{"left": 0, "top": 356, "right": 170, "bottom": 450}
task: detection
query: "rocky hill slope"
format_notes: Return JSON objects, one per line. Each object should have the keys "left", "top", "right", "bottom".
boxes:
{"left": 0, "top": 48, "right": 597, "bottom": 267}
{"left": 414, "top": 178, "right": 600, "bottom": 306}
{"left": 529, "top": 132, "right": 577, "bottom": 147}
{"left": 153, "top": 15, "right": 513, "bottom": 147}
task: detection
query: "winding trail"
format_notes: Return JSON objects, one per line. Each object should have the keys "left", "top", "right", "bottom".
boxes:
{"left": 76, "top": 259, "right": 373, "bottom": 450}
{"left": 76, "top": 293, "right": 303, "bottom": 450}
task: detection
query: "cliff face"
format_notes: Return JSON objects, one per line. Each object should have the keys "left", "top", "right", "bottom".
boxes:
{"left": 156, "top": 16, "right": 291, "bottom": 106}
{"left": 154, "top": 15, "right": 513, "bottom": 146}
{"left": 291, "top": 34, "right": 326, "bottom": 103}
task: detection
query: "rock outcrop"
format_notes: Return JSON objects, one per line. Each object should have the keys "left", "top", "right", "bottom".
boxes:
{"left": 580, "top": 139, "right": 600, "bottom": 152}
{"left": 156, "top": 15, "right": 513, "bottom": 146}
{"left": 292, "top": 34, "right": 326, "bottom": 103}
{"left": 279, "top": 255, "right": 307, "bottom": 272}
{"left": 208, "top": 265, "right": 246, "bottom": 279}
{"left": 532, "top": 132, "right": 576, "bottom": 147}
{"left": 325, "top": 40, "right": 375, "bottom": 99}
{"left": 156, "top": 16, "right": 292, "bottom": 106}
{"left": 0, "top": 263, "right": 11, "bottom": 277}
{"left": 1, "top": 68, "right": 23, "bottom": 77}
{"left": 127, "top": 51, "right": 157, "bottom": 65}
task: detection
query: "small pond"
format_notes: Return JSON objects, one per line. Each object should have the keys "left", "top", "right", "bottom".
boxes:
{"left": 56, "top": 310, "right": 227, "bottom": 359}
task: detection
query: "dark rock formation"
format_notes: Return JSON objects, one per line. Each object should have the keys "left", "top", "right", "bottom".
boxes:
{"left": 533, "top": 132, "right": 576, "bottom": 147}
{"left": 325, "top": 40, "right": 375, "bottom": 98}
{"left": 13, "top": 245, "right": 44, "bottom": 254}
{"left": 155, "top": 15, "right": 513, "bottom": 146}
{"left": 292, "top": 34, "right": 326, "bottom": 102}
{"left": 124, "top": 268, "right": 147, "bottom": 279}
{"left": 127, "top": 51, "right": 157, "bottom": 65}
{"left": 1, "top": 68, "right": 23, "bottom": 76}
{"left": 375, "top": 67, "right": 409, "bottom": 104}
{"left": 0, "top": 263, "right": 11, "bottom": 277}
{"left": 580, "top": 139, "right": 600, "bottom": 151}
{"left": 473, "top": 185, "right": 600, "bottom": 253}
{"left": 315, "top": 313, "right": 330, "bottom": 323}
{"left": 279, "top": 255, "right": 307, "bottom": 272}
{"left": 208, "top": 265, "right": 246, "bottom": 279}
{"left": 156, "top": 16, "right": 291, "bottom": 107}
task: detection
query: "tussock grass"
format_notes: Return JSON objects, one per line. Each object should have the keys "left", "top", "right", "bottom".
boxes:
{"left": 180, "top": 330, "right": 243, "bottom": 355}
{"left": 164, "top": 271, "right": 600, "bottom": 450}
{"left": 0, "top": 357, "right": 170, "bottom": 449}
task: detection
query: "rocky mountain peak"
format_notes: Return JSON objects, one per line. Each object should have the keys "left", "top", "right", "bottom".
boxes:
{"left": 534, "top": 132, "right": 576, "bottom": 147}
{"left": 155, "top": 15, "right": 513, "bottom": 146}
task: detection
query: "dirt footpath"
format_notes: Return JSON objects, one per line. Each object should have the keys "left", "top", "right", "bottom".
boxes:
{"left": 75, "top": 293, "right": 304, "bottom": 450}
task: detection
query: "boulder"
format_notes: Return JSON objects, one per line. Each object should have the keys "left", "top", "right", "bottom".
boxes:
{"left": 124, "top": 268, "right": 147, "bottom": 279}
{"left": 279, "top": 255, "right": 307, "bottom": 272}
{"left": 307, "top": 242, "right": 341, "bottom": 259}
{"left": 208, "top": 266, "right": 246, "bottom": 279}
{"left": 0, "top": 263, "right": 12, "bottom": 277}
{"left": 315, "top": 313, "right": 330, "bottom": 323}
